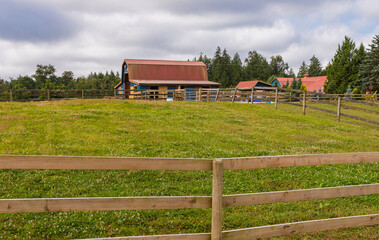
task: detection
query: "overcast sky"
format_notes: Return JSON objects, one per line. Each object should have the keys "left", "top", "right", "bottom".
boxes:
{"left": 1, "top": 0, "right": 378, "bottom": 80}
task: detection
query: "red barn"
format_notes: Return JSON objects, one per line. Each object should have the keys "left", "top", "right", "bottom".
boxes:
{"left": 114, "top": 59, "right": 220, "bottom": 100}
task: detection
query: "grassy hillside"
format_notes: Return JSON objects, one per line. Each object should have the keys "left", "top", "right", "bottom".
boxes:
{"left": 0, "top": 99, "right": 378, "bottom": 239}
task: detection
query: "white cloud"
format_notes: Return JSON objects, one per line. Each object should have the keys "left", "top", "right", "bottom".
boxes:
{"left": 0, "top": 0, "right": 378, "bottom": 80}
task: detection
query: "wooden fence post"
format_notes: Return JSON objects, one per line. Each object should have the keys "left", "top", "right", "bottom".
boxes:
{"left": 47, "top": 89, "right": 51, "bottom": 101}
{"left": 337, "top": 96, "right": 341, "bottom": 122}
{"left": 81, "top": 89, "right": 84, "bottom": 99}
{"left": 289, "top": 92, "right": 292, "bottom": 103}
{"left": 251, "top": 87, "right": 255, "bottom": 104}
{"left": 302, "top": 91, "right": 306, "bottom": 115}
{"left": 232, "top": 88, "right": 237, "bottom": 102}
{"left": 215, "top": 89, "right": 220, "bottom": 102}
{"left": 275, "top": 87, "right": 278, "bottom": 109}
{"left": 10, "top": 90, "right": 13, "bottom": 102}
{"left": 212, "top": 159, "right": 223, "bottom": 240}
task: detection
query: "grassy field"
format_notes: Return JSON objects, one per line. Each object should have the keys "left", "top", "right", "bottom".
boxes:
{"left": 0, "top": 99, "right": 378, "bottom": 239}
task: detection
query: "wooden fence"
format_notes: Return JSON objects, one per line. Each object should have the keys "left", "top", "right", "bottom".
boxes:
{"left": 188, "top": 87, "right": 378, "bottom": 125}
{"left": 0, "top": 89, "right": 115, "bottom": 101}
{"left": 0, "top": 152, "right": 378, "bottom": 239}
{"left": 1, "top": 87, "right": 378, "bottom": 125}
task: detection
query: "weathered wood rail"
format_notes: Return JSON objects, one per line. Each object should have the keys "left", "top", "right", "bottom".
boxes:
{"left": 0, "top": 152, "right": 378, "bottom": 239}
{"left": 1, "top": 88, "right": 378, "bottom": 125}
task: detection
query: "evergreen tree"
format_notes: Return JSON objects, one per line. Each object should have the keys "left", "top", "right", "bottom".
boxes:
{"left": 297, "top": 61, "right": 308, "bottom": 77}
{"left": 290, "top": 78, "right": 298, "bottom": 89}
{"left": 230, "top": 53, "right": 243, "bottom": 86}
{"left": 308, "top": 55, "right": 323, "bottom": 76}
{"left": 359, "top": 35, "right": 379, "bottom": 92}
{"left": 325, "top": 36, "right": 362, "bottom": 94}
{"left": 283, "top": 80, "right": 290, "bottom": 88}
{"left": 221, "top": 48, "right": 232, "bottom": 86}
{"left": 270, "top": 55, "right": 289, "bottom": 77}
{"left": 211, "top": 47, "right": 232, "bottom": 87}
{"left": 297, "top": 78, "right": 303, "bottom": 90}
{"left": 244, "top": 50, "right": 271, "bottom": 81}
{"left": 352, "top": 43, "right": 366, "bottom": 88}
{"left": 203, "top": 55, "right": 213, "bottom": 81}
{"left": 288, "top": 68, "right": 295, "bottom": 78}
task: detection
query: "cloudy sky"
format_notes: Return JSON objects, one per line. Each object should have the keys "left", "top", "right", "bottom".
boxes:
{"left": 1, "top": 0, "right": 378, "bottom": 80}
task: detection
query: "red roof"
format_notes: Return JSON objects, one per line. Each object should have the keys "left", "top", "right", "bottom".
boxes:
{"left": 123, "top": 59, "right": 219, "bottom": 85}
{"left": 236, "top": 80, "right": 272, "bottom": 89}
{"left": 130, "top": 80, "right": 220, "bottom": 86}
{"left": 275, "top": 76, "right": 327, "bottom": 92}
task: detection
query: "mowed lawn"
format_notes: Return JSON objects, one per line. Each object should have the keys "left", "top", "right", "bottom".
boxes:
{"left": 0, "top": 99, "right": 378, "bottom": 239}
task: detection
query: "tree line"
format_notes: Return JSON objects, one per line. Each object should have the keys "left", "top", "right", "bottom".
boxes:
{"left": 194, "top": 34, "right": 378, "bottom": 94}
{"left": 193, "top": 47, "right": 325, "bottom": 89}
{"left": 0, "top": 65, "right": 121, "bottom": 92}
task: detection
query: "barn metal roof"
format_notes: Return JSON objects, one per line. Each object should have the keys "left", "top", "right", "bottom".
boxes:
{"left": 123, "top": 59, "right": 218, "bottom": 84}
{"left": 124, "top": 59, "right": 206, "bottom": 66}
{"left": 130, "top": 79, "right": 220, "bottom": 86}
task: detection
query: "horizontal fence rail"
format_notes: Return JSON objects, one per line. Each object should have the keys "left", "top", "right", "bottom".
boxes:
{"left": 223, "top": 184, "right": 379, "bottom": 207}
{"left": 2, "top": 184, "right": 377, "bottom": 214}
{"left": 0, "top": 196, "right": 212, "bottom": 213}
{"left": 2, "top": 87, "right": 377, "bottom": 125}
{"left": 222, "top": 152, "right": 379, "bottom": 170}
{"left": 0, "top": 155, "right": 213, "bottom": 171}
{"left": 222, "top": 214, "right": 379, "bottom": 240}
{"left": 0, "top": 152, "right": 378, "bottom": 239}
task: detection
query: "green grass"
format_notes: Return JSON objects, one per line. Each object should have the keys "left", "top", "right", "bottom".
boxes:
{"left": 0, "top": 99, "right": 378, "bottom": 239}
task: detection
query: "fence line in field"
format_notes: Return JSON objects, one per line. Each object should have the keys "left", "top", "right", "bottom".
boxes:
{"left": 0, "top": 152, "right": 378, "bottom": 239}
{"left": 1, "top": 87, "right": 378, "bottom": 125}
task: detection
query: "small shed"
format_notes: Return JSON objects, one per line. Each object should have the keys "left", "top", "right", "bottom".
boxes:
{"left": 114, "top": 59, "right": 220, "bottom": 100}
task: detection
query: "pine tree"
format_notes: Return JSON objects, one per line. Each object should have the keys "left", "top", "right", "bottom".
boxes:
{"left": 308, "top": 55, "right": 323, "bottom": 77}
{"left": 359, "top": 35, "right": 379, "bottom": 92}
{"left": 203, "top": 55, "right": 213, "bottom": 81}
{"left": 290, "top": 78, "right": 298, "bottom": 89}
{"left": 325, "top": 36, "right": 361, "bottom": 94}
{"left": 221, "top": 48, "right": 232, "bottom": 86}
{"left": 230, "top": 53, "right": 243, "bottom": 86}
{"left": 211, "top": 47, "right": 222, "bottom": 84}
{"left": 297, "top": 78, "right": 303, "bottom": 90}
{"left": 352, "top": 44, "right": 366, "bottom": 88}
{"left": 288, "top": 68, "right": 295, "bottom": 78}
{"left": 211, "top": 47, "right": 232, "bottom": 87}
{"left": 270, "top": 55, "right": 289, "bottom": 77}
{"left": 283, "top": 80, "right": 290, "bottom": 88}
{"left": 244, "top": 50, "right": 271, "bottom": 81}
{"left": 297, "top": 61, "right": 308, "bottom": 77}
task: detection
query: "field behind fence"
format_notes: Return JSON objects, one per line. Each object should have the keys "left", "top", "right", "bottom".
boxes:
{"left": 0, "top": 152, "right": 378, "bottom": 239}
{"left": 1, "top": 87, "right": 378, "bottom": 125}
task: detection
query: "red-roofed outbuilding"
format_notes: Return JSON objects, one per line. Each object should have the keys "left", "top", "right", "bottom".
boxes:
{"left": 271, "top": 74, "right": 327, "bottom": 93}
